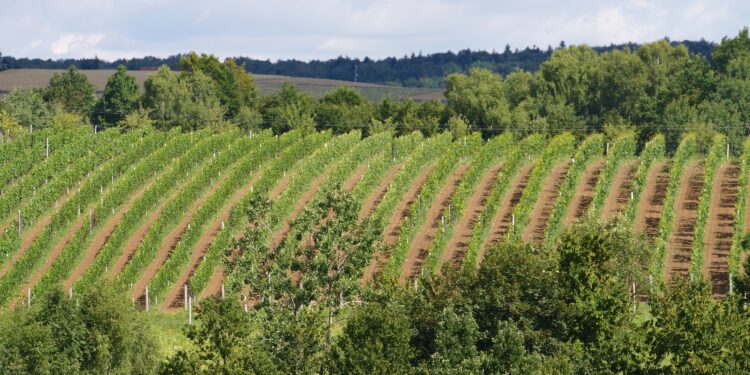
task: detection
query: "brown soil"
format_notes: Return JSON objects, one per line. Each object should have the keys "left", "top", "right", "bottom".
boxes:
{"left": 199, "top": 265, "right": 225, "bottom": 299}
{"left": 440, "top": 164, "right": 503, "bottom": 268}
{"left": 521, "top": 161, "right": 571, "bottom": 243}
{"left": 343, "top": 163, "right": 369, "bottom": 193}
{"left": 130, "top": 174, "right": 226, "bottom": 300}
{"left": 62, "top": 171, "right": 167, "bottom": 290}
{"left": 664, "top": 160, "right": 704, "bottom": 281}
{"left": 564, "top": 159, "right": 604, "bottom": 225}
{"left": 399, "top": 164, "right": 470, "bottom": 284}
{"left": 478, "top": 162, "right": 535, "bottom": 263}
{"left": 8, "top": 214, "right": 86, "bottom": 309}
{"left": 269, "top": 171, "right": 294, "bottom": 200}
{"left": 633, "top": 162, "right": 671, "bottom": 238}
{"left": 109, "top": 186, "right": 183, "bottom": 277}
{"left": 358, "top": 163, "right": 403, "bottom": 220}
{"left": 0, "top": 187, "right": 76, "bottom": 279}
{"left": 163, "top": 172, "right": 263, "bottom": 310}
{"left": 600, "top": 161, "right": 638, "bottom": 221}
{"left": 270, "top": 164, "right": 337, "bottom": 250}
{"left": 361, "top": 164, "right": 435, "bottom": 282}
{"left": 703, "top": 163, "right": 739, "bottom": 297}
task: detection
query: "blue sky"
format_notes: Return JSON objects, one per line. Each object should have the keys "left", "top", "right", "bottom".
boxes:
{"left": 0, "top": 0, "right": 748, "bottom": 61}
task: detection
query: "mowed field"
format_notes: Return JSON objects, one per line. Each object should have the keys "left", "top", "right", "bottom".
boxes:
{"left": 0, "top": 68, "right": 444, "bottom": 101}
{"left": 0, "top": 128, "right": 745, "bottom": 312}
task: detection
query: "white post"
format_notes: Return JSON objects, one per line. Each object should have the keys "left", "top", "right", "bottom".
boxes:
{"left": 184, "top": 285, "right": 188, "bottom": 311}
{"left": 18, "top": 210, "right": 22, "bottom": 236}
{"left": 221, "top": 221, "right": 225, "bottom": 230}
{"left": 188, "top": 297, "right": 193, "bottom": 325}
{"left": 630, "top": 191, "right": 634, "bottom": 200}
{"left": 145, "top": 286, "right": 150, "bottom": 311}
{"left": 221, "top": 283, "right": 225, "bottom": 300}
{"left": 730, "top": 273, "right": 734, "bottom": 294}
{"left": 511, "top": 214, "right": 515, "bottom": 227}
{"left": 27, "top": 288, "right": 31, "bottom": 306}
{"left": 727, "top": 144, "right": 730, "bottom": 159}
{"left": 46, "top": 137, "right": 49, "bottom": 160}
{"left": 606, "top": 142, "right": 609, "bottom": 156}
{"left": 69, "top": 287, "right": 73, "bottom": 299}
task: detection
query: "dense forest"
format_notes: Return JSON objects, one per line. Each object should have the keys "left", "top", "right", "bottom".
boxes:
{"left": 0, "top": 39, "right": 714, "bottom": 87}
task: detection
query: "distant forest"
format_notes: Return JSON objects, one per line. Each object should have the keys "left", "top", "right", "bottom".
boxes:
{"left": 0, "top": 39, "right": 714, "bottom": 87}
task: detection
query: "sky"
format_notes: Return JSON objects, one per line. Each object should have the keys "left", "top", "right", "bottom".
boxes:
{"left": 0, "top": 0, "right": 748, "bottom": 62}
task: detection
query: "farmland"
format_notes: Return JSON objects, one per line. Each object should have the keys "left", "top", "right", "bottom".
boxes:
{"left": 0, "top": 69, "right": 444, "bottom": 101}
{"left": 0, "top": 128, "right": 746, "bottom": 311}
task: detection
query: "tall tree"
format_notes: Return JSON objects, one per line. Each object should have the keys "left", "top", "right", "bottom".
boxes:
{"left": 43, "top": 66, "right": 96, "bottom": 117}
{"left": 93, "top": 65, "right": 140, "bottom": 128}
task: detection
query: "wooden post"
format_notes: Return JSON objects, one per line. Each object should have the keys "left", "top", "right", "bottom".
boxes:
{"left": 145, "top": 286, "right": 150, "bottom": 311}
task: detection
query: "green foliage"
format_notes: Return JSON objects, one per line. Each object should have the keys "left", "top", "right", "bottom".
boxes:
{"left": 2, "top": 88, "right": 52, "bottom": 129}
{"left": 622, "top": 134, "right": 666, "bottom": 226}
{"left": 587, "top": 131, "right": 638, "bottom": 218}
{"left": 654, "top": 133, "right": 697, "bottom": 278}
{"left": 461, "top": 134, "right": 546, "bottom": 270}
{"left": 508, "top": 132, "right": 576, "bottom": 240}
{"left": 43, "top": 66, "right": 96, "bottom": 116}
{"left": 0, "top": 281, "right": 160, "bottom": 375}
{"left": 730, "top": 136, "right": 750, "bottom": 274}
{"left": 93, "top": 65, "right": 140, "bottom": 128}
{"left": 542, "top": 133, "right": 605, "bottom": 249}
{"left": 445, "top": 68, "right": 509, "bottom": 135}
{"left": 690, "top": 133, "right": 727, "bottom": 278}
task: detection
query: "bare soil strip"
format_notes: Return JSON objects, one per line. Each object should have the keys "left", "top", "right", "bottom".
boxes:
{"left": 664, "top": 161, "right": 704, "bottom": 281}
{"left": 399, "top": 164, "right": 470, "bottom": 284}
{"left": 343, "top": 163, "right": 369, "bottom": 193}
{"left": 108, "top": 187, "right": 183, "bottom": 277}
{"left": 8, "top": 216, "right": 86, "bottom": 309}
{"left": 440, "top": 164, "right": 503, "bottom": 268}
{"left": 131, "top": 177, "right": 226, "bottom": 300}
{"left": 633, "top": 162, "right": 671, "bottom": 238}
{"left": 163, "top": 173, "right": 263, "bottom": 309}
{"left": 358, "top": 164, "right": 403, "bottom": 220}
{"left": 361, "top": 165, "right": 436, "bottom": 282}
{"left": 270, "top": 165, "right": 337, "bottom": 250}
{"left": 703, "top": 163, "right": 739, "bottom": 297}
{"left": 63, "top": 171, "right": 168, "bottom": 290}
{"left": 600, "top": 161, "right": 638, "bottom": 221}
{"left": 479, "top": 162, "right": 535, "bottom": 263}
{"left": 522, "top": 161, "right": 571, "bottom": 243}
{"left": 0, "top": 190, "right": 75, "bottom": 278}
{"left": 564, "top": 159, "right": 605, "bottom": 225}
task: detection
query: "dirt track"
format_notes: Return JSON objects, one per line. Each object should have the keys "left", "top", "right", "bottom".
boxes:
{"left": 633, "top": 162, "right": 670, "bottom": 238}
{"left": 399, "top": 164, "right": 469, "bottom": 283}
{"left": 703, "top": 163, "right": 739, "bottom": 296}
{"left": 479, "top": 162, "right": 535, "bottom": 263}
{"left": 664, "top": 161, "right": 704, "bottom": 281}
{"left": 522, "top": 161, "right": 571, "bottom": 243}
{"left": 564, "top": 159, "right": 604, "bottom": 225}
{"left": 600, "top": 161, "right": 637, "bottom": 220}
{"left": 440, "top": 164, "right": 503, "bottom": 268}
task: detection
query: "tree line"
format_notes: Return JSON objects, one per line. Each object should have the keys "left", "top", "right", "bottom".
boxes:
{"left": 1, "top": 29, "right": 749, "bottom": 153}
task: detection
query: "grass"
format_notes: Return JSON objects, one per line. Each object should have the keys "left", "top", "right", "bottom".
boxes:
{"left": 143, "top": 310, "right": 193, "bottom": 358}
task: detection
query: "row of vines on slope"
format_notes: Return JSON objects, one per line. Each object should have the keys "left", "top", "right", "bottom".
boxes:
{"left": 729, "top": 137, "right": 750, "bottom": 275}
{"left": 689, "top": 134, "right": 727, "bottom": 279}
{"left": 587, "top": 132, "right": 638, "bottom": 219}
{"left": 541, "top": 134, "right": 604, "bottom": 250}
{"left": 461, "top": 134, "right": 546, "bottom": 270}
{"left": 622, "top": 135, "right": 666, "bottom": 226}
{"left": 507, "top": 133, "right": 576, "bottom": 241}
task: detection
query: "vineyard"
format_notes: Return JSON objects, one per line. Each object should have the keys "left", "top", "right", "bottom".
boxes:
{"left": 0, "top": 128, "right": 747, "bottom": 310}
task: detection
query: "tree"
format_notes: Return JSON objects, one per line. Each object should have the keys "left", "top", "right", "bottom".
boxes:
{"left": 93, "top": 65, "right": 140, "bottom": 128}
{"left": 446, "top": 115, "right": 469, "bottom": 140}
{"left": 328, "top": 303, "right": 413, "bottom": 374}
{"left": 142, "top": 65, "right": 190, "bottom": 130}
{"left": 2, "top": 88, "right": 52, "bottom": 129}
{"left": 44, "top": 66, "right": 96, "bottom": 116}
{"left": 712, "top": 27, "right": 750, "bottom": 72}
{"left": 0, "top": 109, "right": 22, "bottom": 141}
{"left": 444, "top": 68, "right": 510, "bottom": 135}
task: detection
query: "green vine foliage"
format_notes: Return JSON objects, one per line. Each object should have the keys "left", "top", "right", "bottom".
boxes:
{"left": 542, "top": 133, "right": 605, "bottom": 250}
{"left": 690, "top": 134, "right": 727, "bottom": 279}
{"left": 729, "top": 137, "right": 750, "bottom": 275}
{"left": 588, "top": 132, "right": 638, "bottom": 219}
{"left": 622, "top": 135, "right": 666, "bottom": 227}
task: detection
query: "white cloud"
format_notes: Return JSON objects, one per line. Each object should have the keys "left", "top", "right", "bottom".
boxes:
{"left": 50, "top": 33, "right": 105, "bottom": 55}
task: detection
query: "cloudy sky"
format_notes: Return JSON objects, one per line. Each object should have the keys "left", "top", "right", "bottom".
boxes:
{"left": 1, "top": 0, "right": 748, "bottom": 61}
